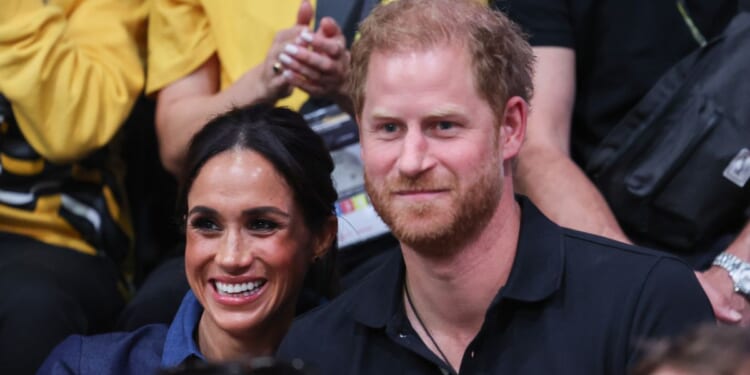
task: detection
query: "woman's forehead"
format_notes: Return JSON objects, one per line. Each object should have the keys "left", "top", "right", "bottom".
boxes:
{"left": 188, "top": 149, "right": 294, "bottom": 208}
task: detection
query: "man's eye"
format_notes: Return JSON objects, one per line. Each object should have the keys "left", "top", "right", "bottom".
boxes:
{"left": 382, "top": 123, "right": 399, "bottom": 133}
{"left": 437, "top": 121, "right": 455, "bottom": 130}
{"left": 249, "top": 219, "right": 278, "bottom": 232}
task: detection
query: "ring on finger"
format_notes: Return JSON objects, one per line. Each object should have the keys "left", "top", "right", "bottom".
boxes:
{"left": 272, "top": 61, "right": 283, "bottom": 75}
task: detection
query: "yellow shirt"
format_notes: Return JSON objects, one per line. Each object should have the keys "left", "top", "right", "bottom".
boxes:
{"left": 0, "top": 0, "right": 146, "bottom": 164}
{"left": 147, "top": 0, "right": 487, "bottom": 110}
{"left": 0, "top": 0, "right": 145, "bottom": 258}
{"left": 147, "top": 0, "right": 317, "bottom": 110}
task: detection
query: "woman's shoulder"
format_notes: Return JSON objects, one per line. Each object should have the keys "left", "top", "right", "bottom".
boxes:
{"left": 37, "top": 324, "right": 169, "bottom": 375}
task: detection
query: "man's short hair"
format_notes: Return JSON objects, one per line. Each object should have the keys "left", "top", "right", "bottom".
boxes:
{"left": 349, "top": 0, "right": 535, "bottom": 122}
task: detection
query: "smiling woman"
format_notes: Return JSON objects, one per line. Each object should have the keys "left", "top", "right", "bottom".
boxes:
{"left": 37, "top": 105, "right": 339, "bottom": 374}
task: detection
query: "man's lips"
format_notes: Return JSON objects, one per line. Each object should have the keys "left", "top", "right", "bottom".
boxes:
{"left": 392, "top": 189, "right": 449, "bottom": 199}
{"left": 394, "top": 189, "right": 446, "bottom": 194}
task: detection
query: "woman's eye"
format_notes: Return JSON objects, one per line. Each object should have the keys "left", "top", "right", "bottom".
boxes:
{"left": 249, "top": 219, "right": 279, "bottom": 232}
{"left": 190, "top": 217, "right": 220, "bottom": 232}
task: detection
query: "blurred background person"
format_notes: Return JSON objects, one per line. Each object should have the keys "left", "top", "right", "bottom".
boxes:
{"left": 38, "top": 105, "right": 337, "bottom": 374}
{"left": 633, "top": 324, "right": 750, "bottom": 375}
{"left": 147, "top": 0, "right": 350, "bottom": 176}
{"left": 0, "top": 0, "right": 147, "bottom": 372}
{"left": 495, "top": 0, "right": 750, "bottom": 324}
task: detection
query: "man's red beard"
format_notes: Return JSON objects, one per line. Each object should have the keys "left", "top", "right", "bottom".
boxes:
{"left": 365, "top": 159, "right": 504, "bottom": 255}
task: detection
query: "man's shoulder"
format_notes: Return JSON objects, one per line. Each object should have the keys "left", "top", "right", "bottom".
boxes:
{"left": 559, "top": 227, "right": 712, "bottom": 316}
{"left": 277, "top": 282, "right": 365, "bottom": 368}
{"left": 278, "top": 251, "right": 400, "bottom": 361}
{"left": 38, "top": 324, "right": 168, "bottom": 374}
{"left": 286, "top": 265, "right": 380, "bottom": 335}
{"left": 557, "top": 228, "right": 714, "bottom": 347}
{"left": 561, "top": 227, "right": 692, "bottom": 269}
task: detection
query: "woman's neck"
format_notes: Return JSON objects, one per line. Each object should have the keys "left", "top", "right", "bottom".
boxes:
{"left": 195, "top": 313, "right": 289, "bottom": 362}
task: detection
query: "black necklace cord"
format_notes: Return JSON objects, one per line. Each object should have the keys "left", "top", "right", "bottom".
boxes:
{"left": 404, "top": 280, "right": 459, "bottom": 375}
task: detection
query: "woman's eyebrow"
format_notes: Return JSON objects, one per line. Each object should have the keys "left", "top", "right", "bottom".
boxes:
{"left": 242, "top": 206, "right": 290, "bottom": 218}
{"left": 187, "top": 205, "right": 217, "bottom": 217}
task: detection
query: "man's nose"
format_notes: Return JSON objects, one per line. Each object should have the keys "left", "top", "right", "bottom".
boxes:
{"left": 397, "top": 128, "right": 433, "bottom": 177}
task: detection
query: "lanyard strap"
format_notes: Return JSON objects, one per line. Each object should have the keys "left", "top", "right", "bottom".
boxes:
{"left": 677, "top": 0, "right": 707, "bottom": 47}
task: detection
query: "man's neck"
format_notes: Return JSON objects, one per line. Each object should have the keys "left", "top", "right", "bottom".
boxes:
{"left": 401, "top": 193, "right": 521, "bottom": 370}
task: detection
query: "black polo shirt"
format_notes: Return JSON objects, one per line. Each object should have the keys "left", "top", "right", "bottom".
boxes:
{"left": 278, "top": 197, "right": 714, "bottom": 374}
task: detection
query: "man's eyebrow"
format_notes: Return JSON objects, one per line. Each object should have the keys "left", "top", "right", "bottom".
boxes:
{"left": 367, "top": 106, "right": 467, "bottom": 121}
{"left": 424, "top": 105, "right": 467, "bottom": 119}
{"left": 367, "top": 109, "right": 399, "bottom": 121}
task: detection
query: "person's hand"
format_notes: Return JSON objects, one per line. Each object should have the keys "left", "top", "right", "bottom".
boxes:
{"left": 278, "top": 16, "right": 351, "bottom": 107}
{"left": 696, "top": 267, "right": 750, "bottom": 326}
{"left": 258, "top": 0, "right": 315, "bottom": 102}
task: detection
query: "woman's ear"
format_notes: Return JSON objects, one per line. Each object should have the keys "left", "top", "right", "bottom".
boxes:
{"left": 312, "top": 216, "right": 338, "bottom": 261}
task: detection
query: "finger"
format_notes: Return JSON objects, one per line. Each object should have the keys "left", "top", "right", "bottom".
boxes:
{"left": 318, "top": 17, "right": 342, "bottom": 38}
{"left": 296, "top": 0, "right": 314, "bottom": 26}
{"left": 715, "top": 306, "right": 743, "bottom": 324}
{"left": 301, "top": 30, "right": 345, "bottom": 59}
{"left": 295, "top": 29, "right": 313, "bottom": 49}
{"left": 281, "top": 43, "right": 338, "bottom": 75}
{"left": 695, "top": 271, "right": 741, "bottom": 324}
{"left": 274, "top": 25, "right": 309, "bottom": 46}
{"left": 283, "top": 71, "right": 327, "bottom": 96}
{"left": 279, "top": 51, "right": 323, "bottom": 82}
{"left": 266, "top": 72, "right": 294, "bottom": 99}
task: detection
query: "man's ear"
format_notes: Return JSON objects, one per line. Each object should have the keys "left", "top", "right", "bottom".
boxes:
{"left": 499, "top": 96, "right": 528, "bottom": 161}
{"left": 312, "top": 216, "right": 338, "bottom": 261}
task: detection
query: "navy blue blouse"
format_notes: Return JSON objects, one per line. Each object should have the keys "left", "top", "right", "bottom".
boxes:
{"left": 38, "top": 291, "right": 205, "bottom": 375}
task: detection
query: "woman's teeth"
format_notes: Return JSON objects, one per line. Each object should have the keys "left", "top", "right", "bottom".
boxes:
{"left": 215, "top": 280, "right": 266, "bottom": 296}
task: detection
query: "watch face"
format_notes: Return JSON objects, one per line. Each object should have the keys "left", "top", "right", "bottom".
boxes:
{"left": 736, "top": 268, "right": 750, "bottom": 295}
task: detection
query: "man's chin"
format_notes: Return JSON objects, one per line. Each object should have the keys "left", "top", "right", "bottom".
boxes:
{"left": 389, "top": 217, "right": 462, "bottom": 253}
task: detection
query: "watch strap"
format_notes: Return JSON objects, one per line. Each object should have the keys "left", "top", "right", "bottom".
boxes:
{"left": 713, "top": 252, "right": 750, "bottom": 296}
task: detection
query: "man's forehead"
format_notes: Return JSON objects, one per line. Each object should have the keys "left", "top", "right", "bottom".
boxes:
{"left": 363, "top": 44, "right": 474, "bottom": 91}
{"left": 360, "top": 44, "right": 484, "bottom": 110}
{"left": 367, "top": 42, "right": 469, "bottom": 65}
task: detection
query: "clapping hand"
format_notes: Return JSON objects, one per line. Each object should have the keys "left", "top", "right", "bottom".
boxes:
{"left": 275, "top": 1, "right": 352, "bottom": 112}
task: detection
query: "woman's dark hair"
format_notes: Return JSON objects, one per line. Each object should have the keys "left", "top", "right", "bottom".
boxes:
{"left": 177, "top": 104, "right": 337, "bottom": 234}
{"left": 176, "top": 104, "right": 339, "bottom": 301}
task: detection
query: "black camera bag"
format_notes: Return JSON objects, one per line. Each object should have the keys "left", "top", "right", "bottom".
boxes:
{"left": 586, "top": 11, "right": 750, "bottom": 252}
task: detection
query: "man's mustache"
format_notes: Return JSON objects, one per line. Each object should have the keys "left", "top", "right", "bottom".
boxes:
{"left": 381, "top": 175, "right": 453, "bottom": 192}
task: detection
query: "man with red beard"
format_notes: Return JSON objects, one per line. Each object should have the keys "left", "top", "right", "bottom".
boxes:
{"left": 278, "top": 1, "right": 714, "bottom": 374}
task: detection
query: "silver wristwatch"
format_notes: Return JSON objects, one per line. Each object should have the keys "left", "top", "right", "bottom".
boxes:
{"left": 712, "top": 252, "right": 750, "bottom": 296}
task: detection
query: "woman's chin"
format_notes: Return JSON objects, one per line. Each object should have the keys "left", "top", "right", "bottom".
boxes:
{"left": 208, "top": 308, "right": 267, "bottom": 336}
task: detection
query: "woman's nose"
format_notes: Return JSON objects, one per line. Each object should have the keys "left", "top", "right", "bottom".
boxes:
{"left": 214, "top": 229, "right": 253, "bottom": 272}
